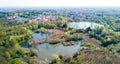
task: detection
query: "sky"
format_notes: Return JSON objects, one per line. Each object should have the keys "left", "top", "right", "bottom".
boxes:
{"left": 0, "top": 0, "right": 120, "bottom": 7}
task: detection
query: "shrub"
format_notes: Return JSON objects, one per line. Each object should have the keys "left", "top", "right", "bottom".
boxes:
{"left": 49, "top": 39, "right": 61, "bottom": 44}
{"left": 66, "top": 34, "right": 83, "bottom": 41}
{"left": 63, "top": 41, "right": 75, "bottom": 46}
{"left": 40, "top": 27, "right": 47, "bottom": 33}
{"left": 30, "top": 49, "right": 38, "bottom": 57}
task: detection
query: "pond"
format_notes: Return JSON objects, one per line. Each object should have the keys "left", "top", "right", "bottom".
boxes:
{"left": 32, "top": 32, "right": 83, "bottom": 61}
{"left": 35, "top": 41, "right": 82, "bottom": 61}
{"left": 68, "top": 22, "right": 103, "bottom": 29}
{"left": 23, "top": 30, "right": 84, "bottom": 61}
{"left": 22, "top": 32, "right": 50, "bottom": 48}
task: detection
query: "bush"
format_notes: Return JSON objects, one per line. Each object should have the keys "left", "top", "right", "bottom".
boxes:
{"left": 66, "top": 34, "right": 83, "bottom": 41}
{"left": 17, "top": 48, "right": 26, "bottom": 56}
{"left": 49, "top": 39, "right": 61, "bottom": 44}
{"left": 12, "top": 58, "right": 27, "bottom": 64}
{"left": 5, "top": 51, "right": 11, "bottom": 61}
{"left": 28, "top": 58, "right": 36, "bottom": 64}
{"left": 38, "top": 22, "right": 57, "bottom": 29}
{"left": 40, "top": 27, "right": 47, "bottom": 33}
{"left": 63, "top": 41, "right": 75, "bottom": 46}
{"left": 30, "top": 49, "right": 38, "bottom": 57}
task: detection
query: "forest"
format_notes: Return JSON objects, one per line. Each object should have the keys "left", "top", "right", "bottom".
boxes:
{"left": 0, "top": 7, "right": 120, "bottom": 64}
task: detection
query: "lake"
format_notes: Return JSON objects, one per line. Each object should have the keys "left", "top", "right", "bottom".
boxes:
{"left": 32, "top": 32, "right": 83, "bottom": 61}
{"left": 22, "top": 29, "right": 84, "bottom": 61}
{"left": 35, "top": 41, "right": 82, "bottom": 61}
{"left": 68, "top": 22, "right": 103, "bottom": 29}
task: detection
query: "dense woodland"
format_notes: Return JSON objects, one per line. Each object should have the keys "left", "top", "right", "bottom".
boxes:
{"left": 0, "top": 7, "right": 120, "bottom": 64}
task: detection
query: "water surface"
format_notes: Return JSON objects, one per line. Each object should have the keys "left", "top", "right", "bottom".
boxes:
{"left": 23, "top": 30, "right": 83, "bottom": 61}
{"left": 35, "top": 41, "right": 82, "bottom": 60}
{"left": 68, "top": 22, "right": 103, "bottom": 29}
{"left": 32, "top": 32, "right": 50, "bottom": 39}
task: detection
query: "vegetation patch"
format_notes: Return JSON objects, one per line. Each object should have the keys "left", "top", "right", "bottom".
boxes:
{"left": 48, "top": 39, "right": 61, "bottom": 44}
{"left": 62, "top": 41, "right": 75, "bottom": 46}
{"left": 40, "top": 27, "right": 48, "bottom": 33}
{"left": 51, "top": 49, "right": 120, "bottom": 64}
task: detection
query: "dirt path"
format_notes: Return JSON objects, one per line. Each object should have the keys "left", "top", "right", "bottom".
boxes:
{"left": 83, "top": 33, "right": 103, "bottom": 48}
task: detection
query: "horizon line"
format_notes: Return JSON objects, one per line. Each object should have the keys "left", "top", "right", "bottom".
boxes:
{"left": 0, "top": 6, "right": 120, "bottom": 8}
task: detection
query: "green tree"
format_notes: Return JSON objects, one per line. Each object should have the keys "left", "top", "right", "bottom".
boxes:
{"left": 12, "top": 58, "right": 27, "bottom": 64}
{"left": 5, "top": 51, "right": 11, "bottom": 61}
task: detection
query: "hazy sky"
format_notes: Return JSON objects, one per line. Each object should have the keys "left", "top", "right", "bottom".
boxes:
{"left": 0, "top": 0, "right": 120, "bottom": 7}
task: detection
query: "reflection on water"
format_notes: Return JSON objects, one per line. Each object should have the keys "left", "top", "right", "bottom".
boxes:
{"left": 32, "top": 32, "right": 50, "bottom": 39}
{"left": 23, "top": 30, "right": 84, "bottom": 61}
{"left": 22, "top": 41, "right": 29, "bottom": 48}
{"left": 35, "top": 41, "right": 82, "bottom": 61}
